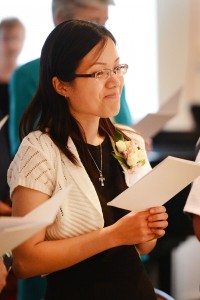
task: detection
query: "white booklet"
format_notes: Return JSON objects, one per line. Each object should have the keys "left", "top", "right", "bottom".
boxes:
{"left": 0, "top": 188, "right": 70, "bottom": 256}
{"left": 107, "top": 156, "right": 200, "bottom": 212}
{"left": 0, "top": 115, "right": 9, "bottom": 130}
{"left": 133, "top": 87, "right": 182, "bottom": 138}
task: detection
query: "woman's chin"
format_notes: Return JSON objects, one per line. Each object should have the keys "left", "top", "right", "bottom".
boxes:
{"left": 100, "top": 103, "right": 120, "bottom": 119}
{"left": 105, "top": 111, "right": 120, "bottom": 120}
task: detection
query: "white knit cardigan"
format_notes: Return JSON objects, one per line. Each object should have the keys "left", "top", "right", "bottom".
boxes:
{"left": 8, "top": 128, "right": 151, "bottom": 240}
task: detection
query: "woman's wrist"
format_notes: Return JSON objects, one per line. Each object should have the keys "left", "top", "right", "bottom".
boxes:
{"left": 136, "top": 239, "right": 157, "bottom": 255}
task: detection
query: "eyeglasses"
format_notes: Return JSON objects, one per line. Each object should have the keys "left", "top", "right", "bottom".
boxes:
{"left": 74, "top": 64, "right": 128, "bottom": 81}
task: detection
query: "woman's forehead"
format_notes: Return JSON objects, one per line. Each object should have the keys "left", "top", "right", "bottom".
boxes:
{"left": 78, "top": 38, "right": 117, "bottom": 69}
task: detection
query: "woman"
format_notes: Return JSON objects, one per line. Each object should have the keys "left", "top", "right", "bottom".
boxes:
{"left": 8, "top": 20, "right": 168, "bottom": 300}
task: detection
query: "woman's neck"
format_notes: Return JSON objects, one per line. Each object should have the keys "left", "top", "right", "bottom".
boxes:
{"left": 86, "top": 133, "right": 105, "bottom": 146}
{"left": 75, "top": 116, "right": 104, "bottom": 146}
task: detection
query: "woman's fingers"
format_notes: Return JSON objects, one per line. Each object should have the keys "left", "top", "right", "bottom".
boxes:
{"left": 148, "top": 220, "right": 168, "bottom": 229}
{"left": 150, "top": 228, "right": 166, "bottom": 238}
{"left": 148, "top": 213, "right": 168, "bottom": 223}
{"left": 146, "top": 206, "right": 168, "bottom": 238}
{"left": 149, "top": 206, "right": 166, "bottom": 214}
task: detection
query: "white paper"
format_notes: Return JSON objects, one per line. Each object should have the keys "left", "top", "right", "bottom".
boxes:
{"left": 133, "top": 113, "right": 172, "bottom": 139}
{"left": 0, "top": 187, "right": 70, "bottom": 255}
{"left": 107, "top": 156, "right": 200, "bottom": 212}
{"left": 0, "top": 115, "right": 9, "bottom": 130}
{"left": 159, "top": 87, "right": 181, "bottom": 115}
{"left": 133, "top": 87, "right": 182, "bottom": 138}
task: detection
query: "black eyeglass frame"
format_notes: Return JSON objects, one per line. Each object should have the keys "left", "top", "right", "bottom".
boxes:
{"left": 74, "top": 64, "right": 128, "bottom": 80}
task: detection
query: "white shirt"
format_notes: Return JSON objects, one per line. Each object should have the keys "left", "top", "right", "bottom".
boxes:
{"left": 183, "top": 150, "right": 200, "bottom": 216}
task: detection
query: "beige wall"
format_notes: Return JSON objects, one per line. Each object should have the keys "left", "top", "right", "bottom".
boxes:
{"left": 184, "top": 0, "right": 200, "bottom": 103}
{"left": 157, "top": 0, "right": 196, "bottom": 130}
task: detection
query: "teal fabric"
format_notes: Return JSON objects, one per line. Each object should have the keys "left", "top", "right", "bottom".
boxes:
{"left": 114, "top": 86, "right": 133, "bottom": 126}
{"left": 9, "top": 58, "right": 40, "bottom": 157}
{"left": 140, "top": 254, "right": 149, "bottom": 262}
{"left": 18, "top": 277, "right": 47, "bottom": 300}
{"left": 9, "top": 58, "right": 133, "bottom": 157}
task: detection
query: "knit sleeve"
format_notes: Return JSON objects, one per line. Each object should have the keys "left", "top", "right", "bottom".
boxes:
{"left": 8, "top": 131, "right": 57, "bottom": 197}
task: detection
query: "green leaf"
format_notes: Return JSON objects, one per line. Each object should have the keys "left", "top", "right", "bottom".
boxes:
{"left": 115, "top": 130, "right": 124, "bottom": 142}
{"left": 112, "top": 153, "right": 127, "bottom": 165}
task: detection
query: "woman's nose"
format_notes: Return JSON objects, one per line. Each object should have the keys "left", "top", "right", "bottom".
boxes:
{"left": 106, "top": 73, "right": 123, "bottom": 87}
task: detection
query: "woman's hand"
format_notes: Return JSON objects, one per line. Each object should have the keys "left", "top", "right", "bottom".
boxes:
{"left": 111, "top": 207, "right": 165, "bottom": 246}
{"left": 147, "top": 206, "right": 168, "bottom": 239}
{"left": 110, "top": 205, "right": 168, "bottom": 255}
{"left": 136, "top": 205, "right": 168, "bottom": 255}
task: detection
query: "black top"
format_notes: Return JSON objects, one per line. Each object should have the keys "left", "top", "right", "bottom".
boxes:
{"left": 45, "top": 136, "right": 156, "bottom": 300}
{"left": 0, "top": 83, "right": 11, "bottom": 199}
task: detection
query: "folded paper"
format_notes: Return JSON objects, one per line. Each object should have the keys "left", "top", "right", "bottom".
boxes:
{"left": 0, "top": 188, "right": 70, "bottom": 255}
{"left": 108, "top": 156, "right": 200, "bottom": 212}
{"left": 133, "top": 87, "right": 182, "bottom": 138}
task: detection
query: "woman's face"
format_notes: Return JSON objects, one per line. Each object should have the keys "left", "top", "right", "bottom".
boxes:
{"left": 65, "top": 38, "right": 124, "bottom": 123}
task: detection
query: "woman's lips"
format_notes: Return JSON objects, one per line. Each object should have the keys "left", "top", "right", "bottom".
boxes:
{"left": 105, "top": 92, "right": 120, "bottom": 98}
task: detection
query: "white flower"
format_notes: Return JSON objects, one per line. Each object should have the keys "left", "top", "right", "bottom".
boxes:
{"left": 113, "top": 131, "right": 146, "bottom": 172}
{"left": 124, "top": 140, "right": 131, "bottom": 149}
{"left": 127, "top": 152, "right": 138, "bottom": 167}
{"left": 116, "top": 140, "right": 127, "bottom": 153}
{"left": 137, "top": 149, "right": 146, "bottom": 161}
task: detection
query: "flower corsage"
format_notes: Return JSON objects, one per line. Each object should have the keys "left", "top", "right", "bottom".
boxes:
{"left": 112, "top": 131, "right": 146, "bottom": 172}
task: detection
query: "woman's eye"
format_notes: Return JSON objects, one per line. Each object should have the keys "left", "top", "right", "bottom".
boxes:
{"left": 116, "top": 66, "right": 122, "bottom": 71}
{"left": 96, "top": 71, "right": 105, "bottom": 77}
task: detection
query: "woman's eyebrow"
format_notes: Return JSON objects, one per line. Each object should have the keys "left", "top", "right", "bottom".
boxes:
{"left": 92, "top": 58, "right": 120, "bottom": 67}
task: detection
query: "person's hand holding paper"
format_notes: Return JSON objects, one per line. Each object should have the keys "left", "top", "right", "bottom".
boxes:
{"left": 116, "top": 205, "right": 168, "bottom": 252}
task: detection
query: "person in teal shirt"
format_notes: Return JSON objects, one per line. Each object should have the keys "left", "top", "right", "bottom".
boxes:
{"left": 8, "top": 1, "right": 133, "bottom": 299}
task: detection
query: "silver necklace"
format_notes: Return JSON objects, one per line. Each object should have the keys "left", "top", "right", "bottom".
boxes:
{"left": 88, "top": 144, "right": 105, "bottom": 186}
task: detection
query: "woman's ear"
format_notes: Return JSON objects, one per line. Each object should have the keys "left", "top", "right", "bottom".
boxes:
{"left": 52, "top": 77, "right": 70, "bottom": 97}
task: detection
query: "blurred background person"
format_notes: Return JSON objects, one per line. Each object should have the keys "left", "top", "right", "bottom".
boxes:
{"left": 0, "top": 16, "right": 25, "bottom": 300}
{"left": 193, "top": 214, "right": 200, "bottom": 240}
{"left": 0, "top": 17, "right": 25, "bottom": 212}
{"left": 184, "top": 145, "right": 200, "bottom": 241}
{"left": 8, "top": 1, "right": 132, "bottom": 299}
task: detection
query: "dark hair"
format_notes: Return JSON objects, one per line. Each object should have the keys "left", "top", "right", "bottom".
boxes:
{"left": 20, "top": 20, "right": 128, "bottom": 165}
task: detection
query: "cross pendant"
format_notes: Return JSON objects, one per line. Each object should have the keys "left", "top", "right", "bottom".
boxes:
{"left": 99, "top": 173, "right": 105, "bottom": 186}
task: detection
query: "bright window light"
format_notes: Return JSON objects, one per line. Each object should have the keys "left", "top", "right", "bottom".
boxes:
{"left": 107, "top": 0, "right": 159, "bottom": 121}
{"left": 0, "top": 0, "right": 54, "bottom": 64}
{"left": 0, "top": 0, "right": 158, "bottom": 121}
